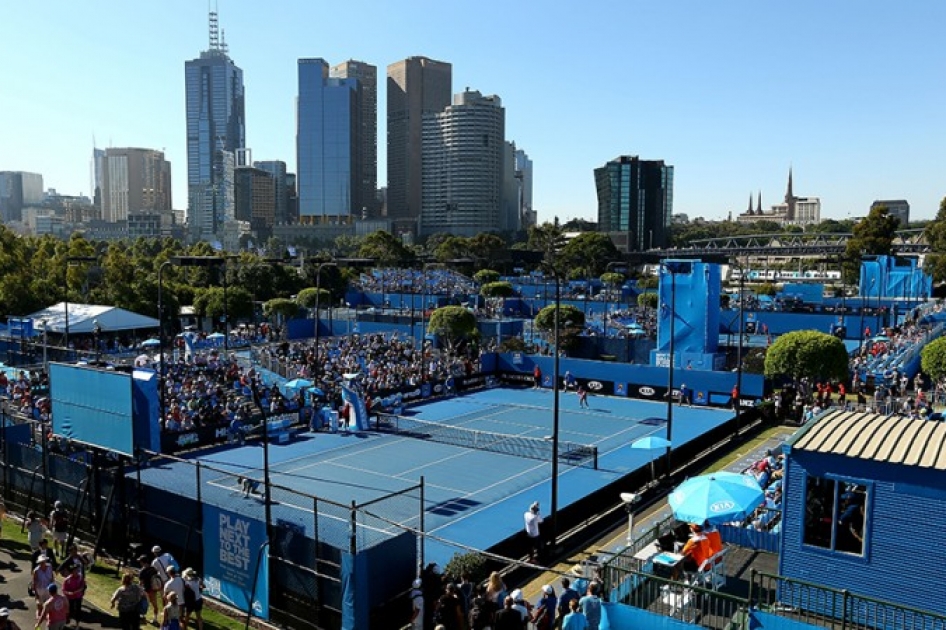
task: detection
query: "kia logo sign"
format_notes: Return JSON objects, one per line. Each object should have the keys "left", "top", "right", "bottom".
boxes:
{"left": 587, "top": 381, "right": 604, "bottom": 391}
{"left": 710, "top": 500, "right": 736, "bottom": 513}
{"left": 639, "top": 386, "right": 656, "bottom": 397}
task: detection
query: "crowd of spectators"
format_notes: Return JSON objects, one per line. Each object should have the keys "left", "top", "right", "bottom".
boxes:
{"left": 355, "top": 269, "right": 477, "bottom": 296}
{"left": 257, "top": 331, "right": 481, "bottom": 402}
{"left": 0, "top": 367, "right": 50, "bottom": 421}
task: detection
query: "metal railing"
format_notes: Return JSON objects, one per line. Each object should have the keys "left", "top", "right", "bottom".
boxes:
{"left": 750, "top": 570, "right": 946, "bottom": 630}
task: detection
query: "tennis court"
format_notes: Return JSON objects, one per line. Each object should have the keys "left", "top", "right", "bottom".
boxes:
{"left": 142, "top": 386, "right": 733, "bottom": 565}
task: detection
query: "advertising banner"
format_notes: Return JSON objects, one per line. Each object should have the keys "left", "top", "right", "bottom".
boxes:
{"left": 201, "top": 505, "right": 269, "bottom": 619}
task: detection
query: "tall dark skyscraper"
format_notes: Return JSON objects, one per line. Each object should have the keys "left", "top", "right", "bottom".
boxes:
{"left": 594, "top": 155, "right": 673, "bottom": 252}
{"left": 331, "top": 60, "right": 378, "bottom": 219}
{"left": 387, "top": 56, "right": 452, "bottom": 227}
{"left": 184, "top": 10, "right": 245, "bottom": 244}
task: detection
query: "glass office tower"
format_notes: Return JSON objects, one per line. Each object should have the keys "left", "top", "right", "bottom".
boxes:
{"left": 594, "top": 155, "right": 673, "bottom": 252}
{"left": 184, "top": 11, "right": 245, "bottom": 244}
{"left": 296, "top": 58, "right": 361, "bottom": 223}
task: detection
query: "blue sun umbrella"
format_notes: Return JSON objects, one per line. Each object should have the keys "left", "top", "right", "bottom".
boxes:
{"left": 631, "top": 436, "right": 672, "bottom": 481}
{"left": 140, "top": 338, "right": 161, "bottom": 348}
{"left": 668, "top": 471, "right": 765, "bottom": 526}
{"left": 306, "top": 386, "right": 325, "bottom": 397}
{"left": 284, "top": 378, "right": 313, "bottom": 390}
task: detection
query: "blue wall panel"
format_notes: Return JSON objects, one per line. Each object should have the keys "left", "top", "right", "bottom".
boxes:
{"left": 50, "top": 363, "right": 134, "bottom": 456}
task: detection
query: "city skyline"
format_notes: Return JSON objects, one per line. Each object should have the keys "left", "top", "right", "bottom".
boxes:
{"left": 2, "top": 1, "right": 945, "bottom": 226}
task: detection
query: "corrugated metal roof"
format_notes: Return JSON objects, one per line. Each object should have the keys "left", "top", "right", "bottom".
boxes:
{"left": 792, "top": 409, "right": 946, "bottom": 471}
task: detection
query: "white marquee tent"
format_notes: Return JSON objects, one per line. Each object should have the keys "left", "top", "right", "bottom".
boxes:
{"left": 25, "top": 302, "right": 159, "bottom": 335}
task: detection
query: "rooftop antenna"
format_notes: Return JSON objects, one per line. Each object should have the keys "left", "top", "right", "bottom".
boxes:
{"left": 221, "top": 28, "right": 228, "bottom": 55}
{"left": 208, "top": 5, "right": 220, "bottom": 51}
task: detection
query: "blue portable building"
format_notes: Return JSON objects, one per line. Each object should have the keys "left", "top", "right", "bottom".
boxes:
{"left": 780, "top": 409, "right": 946, "bottom": 617}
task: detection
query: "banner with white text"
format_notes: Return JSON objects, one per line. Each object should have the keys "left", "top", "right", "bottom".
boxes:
{"left": 202, "top": 505, "right": 269, "bottom": 619}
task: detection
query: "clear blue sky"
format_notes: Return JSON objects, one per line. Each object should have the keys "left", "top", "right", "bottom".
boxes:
{"left": 2, "top": 1, "right": 945, "bottom": 225}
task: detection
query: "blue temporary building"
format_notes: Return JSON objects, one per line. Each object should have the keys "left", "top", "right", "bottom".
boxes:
{"left": 779, "top": 409, "right": 946, "bottom": 618}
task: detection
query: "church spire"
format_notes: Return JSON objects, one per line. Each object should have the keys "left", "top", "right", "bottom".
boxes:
{"left": 757, "top": 191, "right": 762, "bottom": 214}
{"left": 747, "top": 193, "right": 754, "bottom": 215}
{"left": 785, "top": 167, "right": 794, "bottom": 203}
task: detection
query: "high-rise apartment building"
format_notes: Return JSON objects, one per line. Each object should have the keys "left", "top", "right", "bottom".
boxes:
{"left": 297, "top": 58, "right": 362, "bottom": 223}
{"left": 330, "top": 60, "right": 378, "bottom": 219}
{"left": 594, "top": 155, "right": 673, "bottom": 252}
{"left": 421, "top": 90, "right": 504, "bottom": 237}
{"left": 99, "top": 148, "right": 172, "bottom": 223}
{"left": 184, "top": 10, "right": 245, "bottom": 244}
{"left": 387, "top": 56, "right": 452, "bottom": 227}
{"left": 514, "top": 145, "right": 534, "bottom": 231}
{"left": 0, "top": 171, "right": 43, "bottom": 223}
{"left": 254, "top": 160, "right": 289, "bottom": 224}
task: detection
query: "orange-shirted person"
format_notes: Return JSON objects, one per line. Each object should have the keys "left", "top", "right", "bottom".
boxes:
{"left": 681, "top": 524, "right": 712, "bottom": 572}
{"left": 703, "top": 521, "right": 724, "bottom": 556}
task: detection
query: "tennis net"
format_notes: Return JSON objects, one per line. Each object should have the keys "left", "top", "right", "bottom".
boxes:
{"left": 374, "top": 413, "right": 598, "bottom": 469}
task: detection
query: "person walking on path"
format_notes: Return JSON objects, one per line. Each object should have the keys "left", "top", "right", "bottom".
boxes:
{"left": 110, "top": 573, "right": 145, "bottom": 630}
{"left": 160, "top": 592, "right": 181, "bottom": 630}
{"left": 62, "top": 564, "right": 86, "bottom": 628}
{"left": 32, "top": 555, "right": 56, "bottom": 617}
{"left": 181, "top": 569, "right": 204, "bottom": 630}
{"left": 138, "top": 555, "right": 161, "bottom": 625}
{"left": 37, "top": 583, "right": 69, "bottom": 630}
{"left": 49, "top": 501, "right": 70, "bottom": 559}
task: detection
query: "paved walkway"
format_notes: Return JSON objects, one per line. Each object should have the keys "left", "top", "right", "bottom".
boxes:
{"left": 0, "top": 532, "right": 118, "bottom": 630}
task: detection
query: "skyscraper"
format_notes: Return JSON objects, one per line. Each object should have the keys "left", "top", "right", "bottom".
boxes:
{"left": 296, "top": 58, "right": 362, "bottom": 223}
{"left": 594, "top": 155, "right": 673, "bottom": 252}
{"left": 330, "top": 60, "right": 377, "bottom": 219}
{"left": 184, "top": 10, "right": 245, "bottom": 244}
{"left": 0, "top": 171, "right": 43, "bottom": 223}
{"left": 387, "top": 56, "right": 452, "bottom": 227}
{"left": 254, "top": 160, "right": 289, "bottom": 224}
{"left": 421, "top": 89, "right": 504, "bottom": 237}
{"left": 99, "top": 148, "right": 172, "bottom": 223}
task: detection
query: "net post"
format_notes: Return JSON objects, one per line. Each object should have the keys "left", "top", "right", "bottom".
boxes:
{"left": 593, "top": 446, "right": 599, "bottom": 470}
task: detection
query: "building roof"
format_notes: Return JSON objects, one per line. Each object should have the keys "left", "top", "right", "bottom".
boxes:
{"left": 791, "top": 409, "right": 946, "bottom": 471}
{"left": 25, "top": 302, "right": 159, "bottom": 334}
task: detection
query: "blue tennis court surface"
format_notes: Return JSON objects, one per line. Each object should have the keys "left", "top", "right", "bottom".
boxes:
{"left": 142, "top": 387, "right": 733, "bottom": 565}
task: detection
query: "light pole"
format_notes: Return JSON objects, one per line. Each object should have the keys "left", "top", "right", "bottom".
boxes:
{"left": 730, "top": 258, "right": 747, "bottom": 437}
{"left": 550, "top": 271, "right": 562, "bottom": 549}
{"left": 661, "top": 260, "right": 690, "bottom": 475}
{"left": 313, "top": 261, "right": 337, "bottom": 386}
{"left": 40, "top": 319, "right": 48, "bottom": 373}
{"left": 620, "top": 492, "right": 640, "bottom": 547}
{"left": 92, "top": 319, "right": 102, "bottom": 362}
{"left": 63, "top": 256, "right": 98, "bottom": 356}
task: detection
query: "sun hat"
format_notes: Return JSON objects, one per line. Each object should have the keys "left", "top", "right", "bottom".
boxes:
{"left": 542, "top": 584, "right": 553, "bottom": 595}
{"left": 152, "top": 545, "right": 162, "bottom": 553}
{"left": 0, "top": 608, "right": 10, "bottom": 617}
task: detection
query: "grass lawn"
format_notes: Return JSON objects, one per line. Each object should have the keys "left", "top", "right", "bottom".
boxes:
{"left": 0, "top": 515, "right": 247, "bottom": 630}
{"left": 701, "top": 424, "right": 797, "bottom": 474}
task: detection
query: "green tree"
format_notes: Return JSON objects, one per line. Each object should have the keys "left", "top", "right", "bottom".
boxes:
{"left": 559, "top": 232, "right": 619, "bottom": 276}
{"left": 921, "top": 337, "right": 946, "bottom": 382}
{"left": 637, "top": 292, "right": 659, "bottom": 309}
{"left": 468, "top": 233, "right": 506, "bottom": 262}
{"left": 637, "top": 276, "right": 659, "bottom": 290}
{"left": 843, "top": 205, "right": 900, "bottom": 284}
{"left": 263, "top": 298, "right": 300, "bottom": 321}
{"left": 534, "top": 304, "right": 585, "bottom": 333}
{"left": 922, "top": 197, "right": 946, "bottom": 283}
{"left": 764, "top": 330, "right": 849, "bottom": 383}
{"left": 193, "top": 286, "right": 254, "bottom": 328}
{"left": 600, "top": 272, "right": 625, "bottom": 287}
{"left": 428, "top": 305, "right": 478, "bottom": 349}
{"left": 473, "top": 269, "right": 501, "bottom": 285}
{"left": 434, "top": 236, "right": 472, "bottom": 263}
{"left": 296, "top": 287, "right": 332, "bottom": 309}
{"left": 358, "top": 230, "right": 414, "bottom": 266}
{"left": 480, "top": 281, "right": 514, "bottom": 298}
